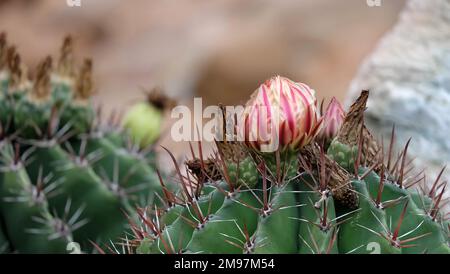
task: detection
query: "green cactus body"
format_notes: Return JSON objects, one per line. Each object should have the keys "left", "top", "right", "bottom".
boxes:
{"left": 160, "top": 205, "right": 184, "bottom": 227}
{"left": 361, "top": 168, "right": 450, "bottom": 254}
{"left": 71, "top": 136, "right": 162, "bottom": 205}
{"left": 0, "top": 80, "right": 28, "bottom": 133}
{"left": 102, "top": 130, "right": 126, "bottom": 148}
{"left": 297, "top": 179, "right": 338, "bottom": 254}
{"left": 252, "top": 183, "right": 299, "bottom": 254}
{"left": 60, "top": 102, "right": 95, "bottom": 136}
{"left": 327, "top": 140, "right": 357, "bottom": 172}
{"left": 51, "top": 170, "right": 126, "bottom": 248}
{"left": 0, "top": 75, "right": 8, "bottom": 93}
{"left": 0, "top": 137, "right": 163, "bottom": 253}
{"left": 0, "top": 96, "right": 11, "bottom": 130}
{"left": 337, "top": 180, "right": 400, "bottom": 254}
{"left": 135, "top": 150, "right": 449, "bottom": 255}
{"left": 160, "top": 183, "right": 221, "bottom": 230}
{"left": 22, "top": 143, "right": 66, "bottom": 182}
{"left": 50, "top": 78, "right": 72, "bottom": 104}
{"left": 14, "top": 98, "right": 53, "bottom": 139}
{"left": 135, "top": 164, "right": 450, "bottom": 255}
{"left": 444, "top": 219, "right": 450, "bottom": 231}
{"left": 137, "top": 184, "right": 225, "bottom": 254}
{"left": 0, "top": 223, "right": 9, "bottom": 253}
{"left": 262, "top": 151, "right": 299, "bottom": 181}
{"left": 410, "top": 190, "right": 433, "bottom": 214}
{"left": 186, "top": 187, "right": 261, "bottom": 254}
{"left": 0, "top": 148, "right": 72, "bottom": 253}
{"left": 17, "top": 143, "right": 127, "bottom": 248}
{"left": 155, "top": 179, "right": 222, "bottom": 230}
{"left": 226, "top": 156, "right": 258, "bottom": 188}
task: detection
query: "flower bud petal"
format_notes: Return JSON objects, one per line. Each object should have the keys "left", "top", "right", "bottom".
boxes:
{"left": 242, "top": 76, "right": 322, "bottom": 152}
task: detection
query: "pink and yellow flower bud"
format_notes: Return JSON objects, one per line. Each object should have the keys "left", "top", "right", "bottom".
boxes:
{"left": 241, "top": 76, "right": 322, "bottom": 152}
{"left": 318, "top": 97, "right": 345, "bottom": 143}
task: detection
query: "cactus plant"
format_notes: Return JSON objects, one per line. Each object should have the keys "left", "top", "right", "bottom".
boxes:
{"left": 128, "top": 76, "right": 449, "bottom": 254}
{"left": 0, "top": 33, "right": 171, "bottom": 253}
{"left": 1, "top": 32, "right": 448, "bottom": 254}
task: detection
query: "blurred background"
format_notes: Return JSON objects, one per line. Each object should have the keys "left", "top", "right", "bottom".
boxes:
{"left": 0, "top": 0, "right": 406, "bottom": 160}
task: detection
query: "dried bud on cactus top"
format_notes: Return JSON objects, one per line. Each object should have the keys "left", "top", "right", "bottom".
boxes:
{"left": 0, "top": 32, "right": 6, "bottom": 71}
{"left": 74, "top": 58, "right": 94, "bottom": 102}
{"left": 6, "top": 46, "right": 29, "bottom": 92}
{"left": 56, "top": 35, "right": 76, "bottom": 80}
{"left": 30, "top": 56, "right": 52, "bottom": 102}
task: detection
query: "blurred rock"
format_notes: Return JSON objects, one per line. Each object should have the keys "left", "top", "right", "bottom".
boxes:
{"left": 347, "top": 0, "right": 450, "bottom": 204}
